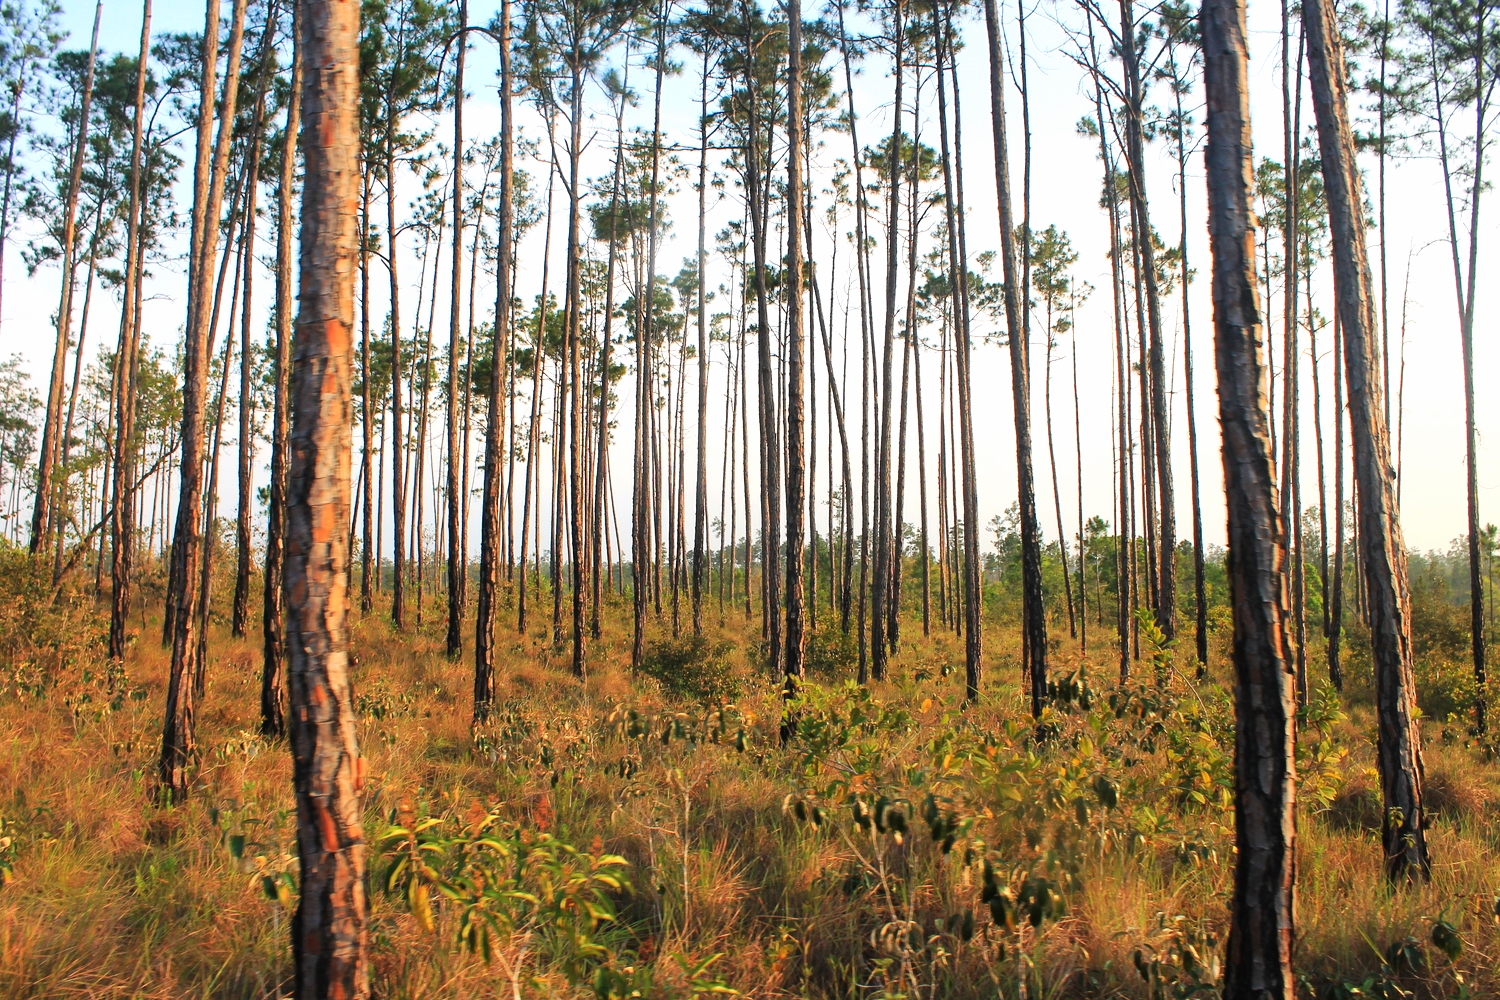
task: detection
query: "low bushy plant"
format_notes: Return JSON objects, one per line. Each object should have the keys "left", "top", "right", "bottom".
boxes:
{"left": 639, "top": 635, "right": 739, "bottom": 703}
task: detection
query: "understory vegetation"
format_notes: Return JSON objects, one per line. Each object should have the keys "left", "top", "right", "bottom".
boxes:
{"left": 0, "top": 543, "right": 1497, "bottom": 999}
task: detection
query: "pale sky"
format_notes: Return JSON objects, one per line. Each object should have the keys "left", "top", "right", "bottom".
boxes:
{"left": 2, "top": 0, "right": 1493, "bottom": 560}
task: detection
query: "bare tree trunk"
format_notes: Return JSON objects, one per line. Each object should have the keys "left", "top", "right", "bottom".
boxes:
{"left": 59, "top": 202, "right": 105, "bottom": 579}
{"left": 1117, "top": 0, "right": 1176, "bottom": 638}
{"left": 1306, "top": 0, "right": 1429, "bottom": 880}
{"left": 235, "top": 70, "right": 273, "bottom": 639}
{"left": 1330, "top": 313, "right": 1344, "bottom": 689}
{"left": 109, "top": 0, "right": 152, "bottom": 668}
{"left": 477, "top": 0, "right": 513, "bottom": 721}
{"left": 1280, "top": 9, "right": 1305, "bottom": 703}
{"left": 984, "top": 0, "right": 1046, "bottom": 713}
{"left": 937, "top": 0, "right": 981, "bottom": 693}
{"left": 197, "top": 259, "right": 243, "bottom": 687}
{"left": 692, "top": 49, "right": 711, "bottom": 640}
{"left": 1203, "top": 0, "right": 1297, "bottom": 990}
{"left": 783, "top": 0, "right": 807, "bottom": 721}
{"left": 386, "top": 118, "right": 407, "bottom": 630}
{"left": 1087, "top": 35, "right": 1132, "bottom": 679}
{"left": 1429, "top": 15, "right": 1487, "bottom": 734}
{"left": 740, "top": 0, "right": 781, "bottom": 678}
{"left": 359, "top": 168, "right": 374, "bottom": 613}
{"left": 914, "top": 333, "right": 930, "bottom": 637}
{"left": 32, "top": 0, "right": 101, "bottom": 556}
{"left": 1072, "top": 296, "right": 1087, "bottom": 651}
{"left": 870, "top": 0, "right": 904, "bottom": 682}
{"left": 518, "top": 157, "right": 555, "bottom": 637}
{"left": 1174, "top": 78, "right": 1209, "bottom": 670}
{"left": 1045, "top": 327, "right": 1076, "bottom": 639}
{"left": 565, "top": 56, "right": 587, "bottom": 677}
{"left": 591, "top": 59, "right": 626, "bottom": 642}
{"left": 445, "top": 0, "right": 468, "bottom": 659}
{"left": 810, "top": 271, "right": 853, "bottom": 633}
{"left": 161, "top": 0, "right": 248, "bottom": 802}
{"left": 288, "top": 0, "right": 368, "bottom": 987}
{"left": 263, "top": 20, "right": 302, "bottom": 739}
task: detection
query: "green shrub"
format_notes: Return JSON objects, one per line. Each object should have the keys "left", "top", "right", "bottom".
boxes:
{"left": 804, "top": 626, "right": 857, "bottom": 680}
{"left": 639, "top": 634, "right": 739, "bottom": 703}
{"left": 1414, "top": 656, "right": 1478, "bottom": 724}
{"left": 0, "top": 543, "right": 106, "bottom": 698}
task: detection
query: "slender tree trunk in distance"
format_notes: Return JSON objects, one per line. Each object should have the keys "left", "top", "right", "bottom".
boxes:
{"left": 1071, "top": 293, "right": 1086, "bottom": 651}
{"left": 477, "top": 0, "right": 514, "bottom": 722}
{"left": 1174, "top": 76, "right": 1209, "bottom": 669}
{"left": 445, "top": 0, "right": 468, "bottom": 660}
{"left": 870, "top": 0, "right": 904, "bottom": 682}
{"left": 109, "top": 0, "right": 152, "bottom": 668}
{"left": 518, "top": 156, "right": 554, "bottom": 638}
{"left": 1204, "top": 0, "right": 1297, "bottom": 990}
{"left": 32, "top": 0, "right": 101, "bottom": 556}
{"left": 591, "top": 53, "right": 627, "bottom": 643}
{"left": 235, "top": 73, "right": 273, "bottom": 639}
{"left": 783, "top": 0, "right": 808, "bottom": 729}
{"left": 984, "top": 0, "right": 1046, "bottom": 712}
{"left": 1428, "top": 15, "right": 1487, "bottom": 733}
{"left": 1330, "top": 313, "right": 1344, "bottom": 688}
{"left": 288, "top": 0, "right": 369, "bottom": 988}
{"left": 359, "top": 169, "right": 374, "bottom": 612}
{"left": 692, "top": 47, "right": 711, "bottom": 639}
{"left": 740, "top": 0, "right": 781, "bottom": 678}
{"left": 161, "top": 0, "right": 249, "bottom": 802}
{"left": 565, "top": 53, "right": 587, "bottom": 678}
{"left": 1117, "top": 0, "right": 1177, "bottom": 638}
{"left": 1045, "top": 326, "right": 1076, "bottom": 639}
{"left": 936, "top": 0, "right": 981, "bottom": 694}
{"left": 1306, "top": 0, "right": 1429, "bottom": 879}
{"left": 263, "top": 19, "right": 302, "bottom": 739}
{"left": 386, "top": 112, "right": 407, "bottom": 630}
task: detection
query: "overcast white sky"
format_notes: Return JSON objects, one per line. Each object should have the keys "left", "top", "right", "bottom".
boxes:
{"left": 2, "top": 0, "right": 1493, "bottom": 559}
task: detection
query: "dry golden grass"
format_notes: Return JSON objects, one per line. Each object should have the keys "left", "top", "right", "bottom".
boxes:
{"left": 0, "top": 565, "right": 1497, "bottom": 999}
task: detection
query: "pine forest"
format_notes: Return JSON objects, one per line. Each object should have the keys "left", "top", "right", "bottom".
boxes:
{"left": 0, "top": 0, "right": 1494, "bottom": 995}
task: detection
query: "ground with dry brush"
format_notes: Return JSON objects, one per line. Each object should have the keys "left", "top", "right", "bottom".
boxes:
{"left": 0, "top": 551, "right": 1498, "bottom": 998}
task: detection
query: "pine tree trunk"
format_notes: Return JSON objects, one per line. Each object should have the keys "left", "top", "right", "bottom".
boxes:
{"left": 1045, "top": 327, "right": 1076, "bottom": 639}
{"left": 1331, "top": 321, "right": 1344, "bottom": 689}
{"left": 1174, "top": 83, "right": 1209, "bottom": 669}
{"left": 359, "top": 167, "right": 374, "bottom": 613}
{"left": 1118, "top": 0, "right": 1177, "bottom": 638}
{"left": 783, "top": 0, "right": 808, "bottom": 718}
{"left": 161, "top": 0, "right": 248, "bottom": 802}
{"left": 936, "top": 0, "right": 979, "bottom": 686}
{"left": 565, "top": 58, "right": 587, "bottom": 677}
{"left": 109, "top": 0, "right": 152, "bottom": 668}
{"left": 445, "top": 1, "right": 468, "bottom": 659}
{"left": 984, "top": 0, "right": 1046, "bottom": 712}
{"left": 741, "top": 0, "right": 781, "bottom": 678}
{"left": 1088, "top": 45, "right": 1132, "bottom": 679}
{"left": 235, "top": 71, "right": 273, "bottom": 639}
{"left": 263, "top": 19, "right": 301, "bottom": 739}
{"left": 386, "top": 122, "right": 407, "bottom": 630}
{"left": 1204, "top": 0, "right": 1298, "bottom": 989}
{"left": 591, "top": 68, "right": 625, "bottom": 642}
{"left": 518, "top": 156, "right": 554, "bottom": 637}
{"left": 288, "top": 0, "right": 369, "bottom": 986}
{"left": 692, "top": 48, "right": 711, "bottom": 640}
{"left": 870, "top": 0, "right": 904, "bottom": 682}
{"left": 32, "top": 0, "right": 101, "bottom": 557}
{"left": 477, "top": 0, "right": 514, "bottom": 721}
{"left": 1306, "top": 0, "right": 1429, "bottom": 879}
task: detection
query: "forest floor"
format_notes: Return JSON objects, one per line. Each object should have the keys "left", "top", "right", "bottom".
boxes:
{"left": 0, "top": 560, "right": 1498, "bottom": 998}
